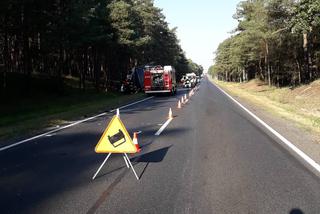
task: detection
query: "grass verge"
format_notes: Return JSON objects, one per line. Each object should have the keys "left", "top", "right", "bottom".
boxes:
{"left": 0, "top": 91, "right": 146, "bottom": 142}
{"left": 211, "top": 78, "right": 320, "bottom": 136}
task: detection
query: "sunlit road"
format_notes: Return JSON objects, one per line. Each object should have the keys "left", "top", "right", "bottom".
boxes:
{"left": 1, "top": 78, "right": 320, "bottom": 213}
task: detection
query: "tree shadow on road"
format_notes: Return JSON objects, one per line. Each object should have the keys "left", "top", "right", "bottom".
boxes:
{"left": 130, "top": 146, "right": 172, "bottom": 179}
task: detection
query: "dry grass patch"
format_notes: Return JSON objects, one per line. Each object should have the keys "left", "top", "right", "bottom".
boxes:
{"left": 212, "top": 78, "right": 320, "bottom": 135}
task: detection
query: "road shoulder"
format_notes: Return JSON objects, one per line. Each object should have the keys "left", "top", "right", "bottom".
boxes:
{"left": 0, "top": 93, "right": 148, "bottom": 148}
{"left": 210, "top": 78, "right": 320, "bottom": 166}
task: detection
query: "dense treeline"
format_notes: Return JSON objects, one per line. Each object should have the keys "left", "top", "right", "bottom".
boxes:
{"left": 0, "top": 0, "right": 202, "bottom": 96}
{"left": 209, "top": 0, "right": 320, "bottom": 87}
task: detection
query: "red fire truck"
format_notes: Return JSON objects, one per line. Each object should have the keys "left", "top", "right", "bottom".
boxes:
{"left": 144, "top": 65, "right": 177, "bottom": 95}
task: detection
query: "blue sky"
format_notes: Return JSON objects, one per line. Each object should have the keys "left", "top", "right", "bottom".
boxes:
{"left": 153, "top": 0, "right": 240, "bottom": 71}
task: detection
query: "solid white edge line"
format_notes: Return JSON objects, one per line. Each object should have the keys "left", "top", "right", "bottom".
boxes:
{"left": 212, "top": 81, "right": 320, "bottom": 174}
{"left": 109, "top": 96, "right": 154, "bottom": 112}
{"left": 155, "top": 118, "right": 173, "bottom": 136}
{"left": 0, "top": 96, "right": 154, "bottom": 152}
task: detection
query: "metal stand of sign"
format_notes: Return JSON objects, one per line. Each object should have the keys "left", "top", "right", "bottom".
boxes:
{"left": 124, "top": 153, "right": 139, "bottom": 180}
{"left": 92, "top": 153, "right": 139, "bottom": 180}
{"left": 92, "top": 153, "right": 112, "bottom": 180}
{"left": 123, "top": 154, "right": 130, "bottom": 168}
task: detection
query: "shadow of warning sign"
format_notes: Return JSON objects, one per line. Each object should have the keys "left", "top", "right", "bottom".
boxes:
{"left": 130, "top": 146, "right": 172, "bottom": 179}
{"left": 135, "top": 146, "right": 171, "bottom": 163}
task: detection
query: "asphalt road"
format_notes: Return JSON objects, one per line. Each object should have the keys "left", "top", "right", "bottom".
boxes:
{"left": 1, "top": 78, "right": 320, "bottom": 214}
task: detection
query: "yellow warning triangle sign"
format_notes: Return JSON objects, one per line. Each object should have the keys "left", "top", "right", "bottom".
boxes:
{"left": 95, "top": 115, "right": 137, "bottom": 154}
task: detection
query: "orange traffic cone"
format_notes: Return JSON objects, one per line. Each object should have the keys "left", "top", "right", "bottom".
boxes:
{"left": 178, "top": 100, "right": 181, "bottom": 109}
{"left": 181, "top": 96, "right": 184, "bottom": 104}
{"left": 133, "top": 132, "right": 141, "bottom": 152}
{"left": 184, "top": 94, "right": 188, "bottom": 103}
{"left": 168, "top": 108, "right": 173, "bottom": 119}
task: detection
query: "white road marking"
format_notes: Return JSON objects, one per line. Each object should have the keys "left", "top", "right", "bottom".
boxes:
{"left": 109, "top": 96, "right": 154, "bottom": 112}
{"left": 178, "top": 88, "right": 190, "bottom": 92}
{"left": 0, "top": 112, "right": 107, "bottom": 152}
{"left": 155, "top": 118, "right": 173, "bottom": 136}
{"left": 0, "top": 96, "right": 154, "bottom": 152}
{"left": 213, "top": 82, "right": 320, "bottom": 174}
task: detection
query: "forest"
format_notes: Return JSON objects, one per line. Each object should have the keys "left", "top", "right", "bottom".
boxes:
{"left": 0, "top": 0, "right": 203, "bottom": 97}
{"left": 209, "top": 0, "right": 320, "bottom": 87}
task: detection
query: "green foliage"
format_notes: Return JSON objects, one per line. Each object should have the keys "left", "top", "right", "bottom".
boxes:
{"left": 291, "top": 0, "right": 320, "bottom": 33}
{"left": 211, "top": 0, "right": 320, "bottom": 86}
{"left": 187, "top": 59, "right": 203, "bottom": 76}
{"left": 0, "top": 0, "right": 197, "bottom": 94}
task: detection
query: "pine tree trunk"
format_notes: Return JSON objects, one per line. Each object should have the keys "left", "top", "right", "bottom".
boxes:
{"left": 58, "top": 45, "right": 64, "bottom": 92}
{"left": 3, "top": 22, "right": 9, "bottom": 91}
{"left": 303, "top": 33, "right": 308, "bottom": 82}
{"left": 265, "top": 41, "right": 271, "bottom": 86}
{"left": 308, "top": 39, "right": 313, "bottom": 81}
{"left": 259, "top": 57, "right": 264, "bottom": 80}
{"left": 294, "top": 49, "right": 301, "bottom": 85}
{"left": 94, "top": 48, "right": 101, "bottom": 91}
{"left": 22, "top": 4, "right": 32, "bottom": 94}
{"left": 83, "top": 50, "right": 87, "bottom": 91}
{"left": 242, "top": 68, "right": 246, "bottom": 82}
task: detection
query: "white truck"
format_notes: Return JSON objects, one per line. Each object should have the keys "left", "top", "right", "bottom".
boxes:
{"left": 183, "top": 73, "right": 197, "bottom": 88}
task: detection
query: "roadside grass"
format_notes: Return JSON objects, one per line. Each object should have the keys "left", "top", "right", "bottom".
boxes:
{"left": 211, "top": 78, "right": 320, "bottom": 136}
{"left": 0, "top": 90, "right": 146, "bottom": 142}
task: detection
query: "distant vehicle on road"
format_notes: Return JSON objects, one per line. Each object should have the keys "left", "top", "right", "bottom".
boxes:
{"left": 144, "top": 65, "right": 177, "bottom": 95}
{"left": 183, "top": 72, "right": 197, "bottom": 88}
{"left": 180, "top": 75, "right": 187, "bottom": 84}
{"left": 121, "top": 67, "right": 145, "bottom": 94}
{"left": 183, "top": 78, "right": 192, "bottom": 88}
{"left": 196, "top": 76, "right": 201, "bottom": 84}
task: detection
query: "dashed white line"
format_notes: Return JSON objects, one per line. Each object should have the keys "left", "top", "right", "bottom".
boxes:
{"left": 0, "top": 96, "right": 154, "bottom": 152}
{"left": 0, "top": 112, "right": 107, "bottom": 152}
{"left": 155, "top": 118, "right": 173, "bottom": 136}
{"left": 212, "top": 81, "right": 320, "bottom": 174}
{"left": 109, "top": 96, "right": 154, "bottom": 112}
